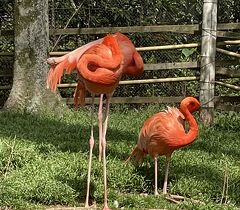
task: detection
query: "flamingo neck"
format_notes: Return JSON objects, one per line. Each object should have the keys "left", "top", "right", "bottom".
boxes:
{"left": 181, "top": 106, "right": 199, "bottom": 146}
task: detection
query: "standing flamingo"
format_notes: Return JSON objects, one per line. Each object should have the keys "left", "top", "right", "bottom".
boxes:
{"left": 126, "top": 97, "right": 200, "bottom": 201}
{"left": 47, "top": 32, "right": 144, "bottom": 210}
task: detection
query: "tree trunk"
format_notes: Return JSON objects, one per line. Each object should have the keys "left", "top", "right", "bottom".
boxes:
{"left": 4, "top": 0, "right": 65, "bottom": 112}
{"left": 199, "top": 0, "right": 217, "bottom": 126}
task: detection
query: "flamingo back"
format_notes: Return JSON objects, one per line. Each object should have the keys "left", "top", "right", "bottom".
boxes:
{"left": 75, "top": 35, "right": 125, "bottom": 94}
{"left": 127, "top": 97, "right": 200, "bottom": 165}
{"left": 131, "top": 105, "right": 187, "bottom": 160}
{"left": 115, "top": 32, "right": 144, "bottom": 77}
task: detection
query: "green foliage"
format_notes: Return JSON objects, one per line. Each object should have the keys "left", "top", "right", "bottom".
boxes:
{"left": 0, "top": 107, "right": 240, "bottom": 209}
{"left": 1, "top": 0, "right": 240, "bottom": 105}
{"left": 181, "top": 48, "right": 198, "bottom": 61}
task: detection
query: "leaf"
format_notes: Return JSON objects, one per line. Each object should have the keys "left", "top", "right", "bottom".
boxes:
{"left": 181, "top": 48, "right": 196, "bottom": 58}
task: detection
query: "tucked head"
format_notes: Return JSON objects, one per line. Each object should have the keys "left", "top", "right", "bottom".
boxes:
{"left": 180, "top": 97, "right": 200, "bottom": 113}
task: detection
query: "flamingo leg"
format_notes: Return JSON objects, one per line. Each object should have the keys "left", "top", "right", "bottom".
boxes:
{"left": 154, "top": 156, "right": 159, "bottom": 196}
{"left": 98, "top": 94, "right": 104, "bottom": 162}
{"left": 162, "top": 155, "right": 185, "bottom": 204}
{"left": 85, "top": 95, "right": 95, "bottom": 208}
{"left": 101, "top": 95, "right": 111, "bottom": 210}
{"left": 163, "top": 155, "right": 171, "bottom": 195}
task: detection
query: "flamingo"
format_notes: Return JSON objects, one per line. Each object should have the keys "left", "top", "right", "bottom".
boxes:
{"left": 125, "top": 97, "right": 200, "bottom": 202}
{"left": 73, "top": 74, "right": 86, "bottom": 108}
{"left": 47, "top": 32, "right": 144, "bottom": 210}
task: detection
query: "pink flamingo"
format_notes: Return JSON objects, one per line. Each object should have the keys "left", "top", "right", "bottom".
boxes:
{"left": 47, "top": 32, "right": 144, "bottom": 210}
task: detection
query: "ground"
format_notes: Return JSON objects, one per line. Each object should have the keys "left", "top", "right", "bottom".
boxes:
{"left": 0, "top": 104, "right": 239, "bottom": 210}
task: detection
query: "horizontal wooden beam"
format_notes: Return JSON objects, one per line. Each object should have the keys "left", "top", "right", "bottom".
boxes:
{"left": 0, "top": 85, "right": 11, "bottom": 90}
{"left": 48, "top": 23, "right": 240, "bottom": 35}
{"left": 1, "top": 60, "right": 240, "bottom": 79}
{"left": 1, "top": 23, "right": 240, "bottom": 38}
{"left": 62, "top": 95, "right": 240, "bottom": 106}
{"left": 216, "top": 47, "right": 240, "bottom": 58}
{"left": 48, "top": 40, "right": 240, "bottom": 56}
{"left": 214, "top": 96, "right": 240, "bottom": 103}
{"left": 137, "top": 43, "right": 199, "bottom": 51}
{"left": 121, "top": 76, "right": 198, "bottom": 84}
{"left": 215, "top": 81, "right": 240, "bottom": 91}
{"left": 1, "top": 40, "right": 240, "bottom": 58}
{"left": 216, "top": 23, "right": 240, "bottom": 30}
{"left": 0, "top": 74, "right": 13, "bottom": 77}
{"left": 0, "top": 52, "right": 14, "bottom": 56}
{"left": 215, "top": 104, "right": 240, "bottom": 112}
{"left": 58, "top": 76, "right": 199, "bottom": 88}
{"left": 137, "top": 40, "right": 240, "bottom": 51}
{"left": 63, "top": 96, "right": 186, "bottom": 105}
{"left": 216, "top": 67, "right": 240, "bottom": 77}
{"left": 144, "top": 62, "right": 199, "bottom": 70}
{"left": 217, "top": 31, "right": 240, "bottom": 39}
{"left": 215, "top": 96, "right": 240, "bottom": 112}
{"left": 50, "top": 25, "right": 199, "bottom": 35}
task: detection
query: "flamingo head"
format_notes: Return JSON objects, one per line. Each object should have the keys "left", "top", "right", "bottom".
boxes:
{"left": 180, "top": 97, "right": 201, "bottom": 113}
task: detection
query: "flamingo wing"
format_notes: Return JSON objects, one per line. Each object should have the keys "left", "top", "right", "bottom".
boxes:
{"left": 47, "top": 33, "right": 143, "bottom": 91}
{"left": 47, "top": 38, "right": 104, "bottom": 91}
{"left": 77, "top": 35, "right": 123, "bottom": 86}
{"left": 138, "top": 108, "right": 186, "bottom": 157}
{"left": 115, "top": 32, "right": 144, "bottom": 77}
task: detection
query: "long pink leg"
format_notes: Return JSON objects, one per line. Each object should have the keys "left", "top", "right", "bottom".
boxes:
{"left": 98, "top": 94, "right": 104, "bottom": 161}
{"left": 163, "top": 155, "right": 171, "bottom": 195}
{"left": 154, "top": 156, "right": 159, "bottom": 196}
{"left": 101, "top": 95, "right": 111, "bottom": 210}
{"left": 85, "top": 95, "right": 95, "bottom": 208}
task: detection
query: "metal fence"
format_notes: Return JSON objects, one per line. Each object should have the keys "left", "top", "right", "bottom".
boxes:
{"left": 0, "top": 0, "right": 239, "bottom": 107}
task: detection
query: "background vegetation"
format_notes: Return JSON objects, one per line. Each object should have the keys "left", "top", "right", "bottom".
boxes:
{"left": 1, "top": 0, "right": 240, "bottom": 106}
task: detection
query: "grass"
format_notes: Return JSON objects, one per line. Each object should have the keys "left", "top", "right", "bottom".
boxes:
{"left": 0, "top": 104, "right": 240, "bottom": 210}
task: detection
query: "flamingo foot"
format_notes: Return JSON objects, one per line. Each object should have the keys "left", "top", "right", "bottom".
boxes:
{"left": 164, "top": 194, "right": 185, "bottom": 204}
{"left": 102, "top": 204, "right": 111, "bottom": 210}
{"left": 84, "top": 204, "right": 97, "bottom": 210}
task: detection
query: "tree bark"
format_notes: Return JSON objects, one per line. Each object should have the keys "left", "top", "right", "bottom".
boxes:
{"left": 4, "top": 0, "right": 65, "bottom": 112}
{"left": 199, "top": 0, "right": 218, "bottom": 126}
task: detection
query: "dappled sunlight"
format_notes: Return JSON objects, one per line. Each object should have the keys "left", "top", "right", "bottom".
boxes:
{"left": 0, "top": 108, "right": 240, "bottom": 209}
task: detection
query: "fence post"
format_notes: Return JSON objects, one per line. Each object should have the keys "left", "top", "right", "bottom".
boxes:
{"left": 200, "top": 0, "right": 218, "bottom": 126}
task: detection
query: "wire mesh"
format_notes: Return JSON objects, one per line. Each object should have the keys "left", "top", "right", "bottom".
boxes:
{"left": 0, "top": 0, "right": 239, "bottom": 107}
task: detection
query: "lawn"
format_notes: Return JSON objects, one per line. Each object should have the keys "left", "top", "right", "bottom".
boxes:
{"left": 0, "top": 104, "right": 240, "bottom": 210}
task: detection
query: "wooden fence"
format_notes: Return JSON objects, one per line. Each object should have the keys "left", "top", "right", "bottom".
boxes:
{"left": 1, "top": 23, "right": 240, "bottom": 110}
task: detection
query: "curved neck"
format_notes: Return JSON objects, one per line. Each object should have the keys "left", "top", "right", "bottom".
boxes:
{"left": 180, "top": 106, "right": 199, "bottom": 146}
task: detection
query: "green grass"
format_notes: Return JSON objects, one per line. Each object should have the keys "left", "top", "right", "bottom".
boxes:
{"left": 0, "top": 105, "right": 240, "bottom": 210}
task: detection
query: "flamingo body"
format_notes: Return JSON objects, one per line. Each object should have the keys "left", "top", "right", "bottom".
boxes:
{"left": 114, "top": 32, "right": 144, "bottom": 76}
{"left": 76, "top": 35, "right": 123, "bottom": 94}
{"left": 126, "top": 97, "right": 200, "bottom": 196}
{"left": 139, "top": 107, "right": 188, "bottom": 157}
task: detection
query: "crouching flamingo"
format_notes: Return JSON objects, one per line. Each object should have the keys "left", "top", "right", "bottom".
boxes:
{"left": 126, "top": 97, "right": 200, "bottom": 202}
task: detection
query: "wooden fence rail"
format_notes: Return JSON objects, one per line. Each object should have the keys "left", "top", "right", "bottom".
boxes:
{"left": 62, "top": 96, "right": 240, "bottom": 112}
{"left": 1, "top": 23, "right": 240, "bottom": 111}
{"left": 1, "top": 23, "right": 240, "bottom": 37}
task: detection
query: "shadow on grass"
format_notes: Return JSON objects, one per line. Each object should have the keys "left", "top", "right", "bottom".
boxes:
{"left": 1, "top": 109, "right": 240, "bottom": 207}
{"left": 183, "top": 124, "right": 240, "bottom": 161}
{"left": 0, "top": 110, "right": 137, "bottom": 155}
{"left": 129, "top": 156, "right": 240, "bottom": 205}
{"left": 0, "top": 109, "right": 138, "bottom": 206}
{"left": 189, "top": 139, "right": 240, "bottom": 160}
